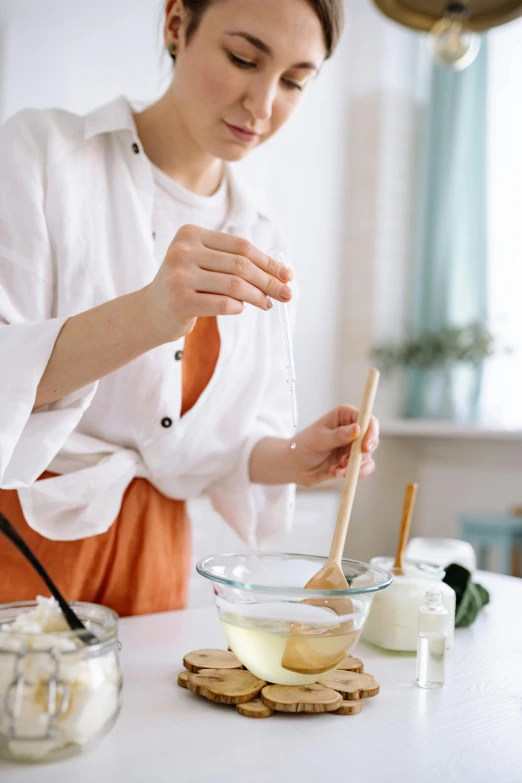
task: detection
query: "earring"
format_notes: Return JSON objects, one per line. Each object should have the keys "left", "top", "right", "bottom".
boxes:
{"left": 167, "top": 43, "right": 176, "bottom": 60}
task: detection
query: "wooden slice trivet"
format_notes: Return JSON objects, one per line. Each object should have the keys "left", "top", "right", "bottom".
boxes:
{"left": 261, "top": 684, "right": 343, "bottom": 714}
{"left": 336, "top": 655, "right": 364, "bottom": 673}
{"left": 334, "top": 699, "right": 364, "bottom": 715}
{"left": 236, "top": 699, "right": 274, "bottom": 719}
{"left": 178, "top": 649, "right": 380, "bottom": 718}
{"left": 185, "top": 669, "right": 266, "bottom": 705}
{"left": 183, "top": 649, "right": 243, "bottom": 673}
{"left": 318, "top": 671, "right": 379, "bottom": 699}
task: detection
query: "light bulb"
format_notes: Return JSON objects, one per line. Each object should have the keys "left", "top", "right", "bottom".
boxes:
{"left": 428, "top": 3, "right": 481, "bottom": 71}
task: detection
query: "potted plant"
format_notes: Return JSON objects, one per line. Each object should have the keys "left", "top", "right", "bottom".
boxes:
{"left": 371, "top": 321, "right": 504, "bottom": 421}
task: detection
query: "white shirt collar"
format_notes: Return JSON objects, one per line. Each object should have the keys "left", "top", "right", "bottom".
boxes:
{"left": 84, "top": 95, "right": 135, "bottom": 139}
{"left": 82, "top": 96, "right": 272, "bottom": 230}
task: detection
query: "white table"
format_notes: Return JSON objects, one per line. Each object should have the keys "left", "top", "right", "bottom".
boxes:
{"left": 2, "top": 573, "right": 521, "bottom": 783}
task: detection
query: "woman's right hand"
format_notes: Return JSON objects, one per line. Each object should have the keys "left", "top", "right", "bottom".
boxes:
{"left": 142, "top": 224, "right": 293, "bottom": 344}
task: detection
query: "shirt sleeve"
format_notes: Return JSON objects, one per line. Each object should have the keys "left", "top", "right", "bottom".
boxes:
{"left": 206, "top": 229, "right": 297, "bottom": 548}
{"left": 0, "top": 110, "right": 98, "bottom": 489}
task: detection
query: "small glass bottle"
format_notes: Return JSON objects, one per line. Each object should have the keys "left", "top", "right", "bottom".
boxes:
{"left": 415, "top": 589, "right": 447, "bottom": 689}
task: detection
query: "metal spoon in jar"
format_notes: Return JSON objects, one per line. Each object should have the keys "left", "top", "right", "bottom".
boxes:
{"left": 0, "top": 512, "right": 99, "bottom": 646}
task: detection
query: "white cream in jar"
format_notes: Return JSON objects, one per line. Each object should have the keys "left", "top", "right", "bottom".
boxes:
{"left": 0, "top": 597, "right": 122, "bottom": 763}
{"left": 361, "top": 558, "right": 456, "bottom": 652}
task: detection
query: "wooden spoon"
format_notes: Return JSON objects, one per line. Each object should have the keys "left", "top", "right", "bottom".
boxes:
{"left": 302, "top": 367, "right": 380, "bottom": 590}
{"left": 281, "top": 368, "right": 380, "bottom": 675}
{"left": 392, "top": 483, "right": 418, "bottom": 575}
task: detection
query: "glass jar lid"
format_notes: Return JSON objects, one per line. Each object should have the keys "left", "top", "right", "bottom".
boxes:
{"left": 370, "top": 556, "right": 445, "bottom": 581}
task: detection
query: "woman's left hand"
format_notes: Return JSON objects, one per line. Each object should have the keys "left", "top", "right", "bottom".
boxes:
{"left": 290, "top": 405, "right": 379, "bottom": 487}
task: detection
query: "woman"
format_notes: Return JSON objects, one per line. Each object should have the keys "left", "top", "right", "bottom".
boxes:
{"left": 0, "top": 0, "right": 379, "bottom": 616}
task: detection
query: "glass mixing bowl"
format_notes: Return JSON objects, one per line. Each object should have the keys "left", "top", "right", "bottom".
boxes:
{"left": 197, "top": 552, "right": 392, "bottom": 685}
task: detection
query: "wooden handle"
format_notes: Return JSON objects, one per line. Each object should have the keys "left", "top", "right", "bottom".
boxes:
{"left": 393, "top": 483, "right": 418, "bottom": 571}
{"left": 329, "top": 369, "right": 380, "bottom": 565}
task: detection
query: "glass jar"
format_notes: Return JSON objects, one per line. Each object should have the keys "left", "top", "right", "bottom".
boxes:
{"left": 0, "top": 600, "right": 123, "bottom": 763}
{"left": 361, "top": 557, "right": 456, "bottom": 652}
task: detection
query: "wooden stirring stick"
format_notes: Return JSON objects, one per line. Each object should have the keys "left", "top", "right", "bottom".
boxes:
{"left": 322, "top": 367, "right": 380, "bottom": 577}
{"left": 392, "top": 483, "right": 418, "bottom": 574}
{"left": 281, "top": 368, "right": 380, "bottom": 675}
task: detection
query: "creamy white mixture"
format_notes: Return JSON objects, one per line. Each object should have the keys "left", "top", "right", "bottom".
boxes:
{"left": 0, "top": 597, "right": 121, "bottom": 761}
{"left": 362, "top": 574, "right": 456, "bottom": 651}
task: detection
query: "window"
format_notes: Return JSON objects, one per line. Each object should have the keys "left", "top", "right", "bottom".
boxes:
{"left": 481, "top": 19, "right": 522, "bottom": 427}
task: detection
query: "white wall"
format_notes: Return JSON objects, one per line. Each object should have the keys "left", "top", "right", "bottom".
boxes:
{"left": 0, "top": 0, "right": 166, "bottom": 117}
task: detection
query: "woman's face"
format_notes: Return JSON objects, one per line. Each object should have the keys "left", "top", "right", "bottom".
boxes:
{"left": 166, "top": 0, "right": 327, "bottom": 161}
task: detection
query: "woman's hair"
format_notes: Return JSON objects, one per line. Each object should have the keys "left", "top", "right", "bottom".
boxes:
{"left": 170, "top": 0, "right": 344, "bottom": 59}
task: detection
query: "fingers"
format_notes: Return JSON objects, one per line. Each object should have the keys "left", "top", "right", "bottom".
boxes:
{"left": 335, "top": 407, "right": 379, "bottom": 453}
{"left": 199, "top": 230, "right": 292, "bottom": 281}
{"left": 185, "top": 292, "right": 245, "bottom": 317}
{"left": 359, "top": 458, "right": 376, "bottom": 478}
{"left": 197, "top": 248, "right": 292, "bottom": 304}
{"left": 335, "top": 405, "right": 359, "bottom": 427}
{"left": 331, "top": 456, "right": 375, "bottom": 479}
{"left": 362, "top": 415, "right": 380, "bottom": 453}
{"left": 318, "top": 423, "right": 360, "bottom": 453}
{"left": 200, "top": 229, "right": 292, "bottom": 301}
{"left": 193, "top": 269, "right": 274, "bottom": 311}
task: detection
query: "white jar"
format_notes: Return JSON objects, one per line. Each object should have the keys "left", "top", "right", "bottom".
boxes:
{"left": 361, "top": 558, "right": 456, "bottom": 652}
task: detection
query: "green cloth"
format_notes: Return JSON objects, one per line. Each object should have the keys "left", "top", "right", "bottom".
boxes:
{"left": 443, "top": 563, "right": 490, "bottom": 628}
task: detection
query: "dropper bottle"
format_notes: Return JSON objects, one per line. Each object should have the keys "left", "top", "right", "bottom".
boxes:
{"left": 415, "top": 589, "right": 447, "bottom": 689}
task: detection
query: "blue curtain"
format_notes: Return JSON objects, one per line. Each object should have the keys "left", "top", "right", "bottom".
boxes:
{"left": 405, "top": 39, "right": 489, "bottom": 420}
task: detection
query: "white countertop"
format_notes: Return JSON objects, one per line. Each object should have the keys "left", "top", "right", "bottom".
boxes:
{"left": 2, "top": 572, "right": 521, "bottom": 783}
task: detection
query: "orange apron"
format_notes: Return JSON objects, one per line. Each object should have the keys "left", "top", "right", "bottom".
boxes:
{"left": 0, "top": 317, "right": 220, "bottom": 617}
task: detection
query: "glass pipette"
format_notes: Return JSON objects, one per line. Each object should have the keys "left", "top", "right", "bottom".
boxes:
{"left": 268, "top": 247, "right": 298, "bottom": 429}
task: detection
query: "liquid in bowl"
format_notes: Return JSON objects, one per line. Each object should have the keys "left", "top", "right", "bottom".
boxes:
{"left": 218, "top": 599, "right": 363, "bottom": 685}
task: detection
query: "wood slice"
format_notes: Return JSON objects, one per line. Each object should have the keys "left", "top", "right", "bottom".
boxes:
{"left": 177, "top": 671, "right": 190, "bottom": 689}
{"left": 186, "top": 669, "right": 266, "bottom": 705}
{"left": 236, "top": 699, "right": 274, "bottom": 719}
{"left": 334, "top": 699, "right": 364, "bottom": 715}
{"left": 318, "top": 671, "right": 379, "bottom": 699}
{"left": 183, "top": 649, "right": 243, "bottom": 673}
{"left": 336, "top": 655, "right": 364, "bottom": 673}
{"left": 261, "top": 683, "right": 343, "bottom": 713}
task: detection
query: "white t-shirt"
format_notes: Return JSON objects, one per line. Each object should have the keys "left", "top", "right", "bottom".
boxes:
{"left": 151, "top": 162, "right": 229, "bottom": 263}
{"left": 0, "top": 96, "right": 295, "bottom": 545}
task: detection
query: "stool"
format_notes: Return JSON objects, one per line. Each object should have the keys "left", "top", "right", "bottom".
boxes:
{"left": 460, "top": 514, "right": 522, "bottom": 576}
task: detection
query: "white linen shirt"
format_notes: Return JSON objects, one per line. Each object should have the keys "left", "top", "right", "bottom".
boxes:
{"left": 0, "top": 96, "right": 295, "bottom": 545}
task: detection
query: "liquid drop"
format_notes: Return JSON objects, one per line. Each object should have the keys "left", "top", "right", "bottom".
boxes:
{"left": 290, "top": 442, "right": 296, "bottom": 450}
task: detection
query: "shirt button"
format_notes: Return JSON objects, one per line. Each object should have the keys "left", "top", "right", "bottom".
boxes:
{"left": 175, "top": 350, "right": 184, "bottom": 361}
{"left": 161, "top": 417, "right": 173, "bottom": 429}
{"left": 132, "top": 142, "right": 140, "bottom": 154}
